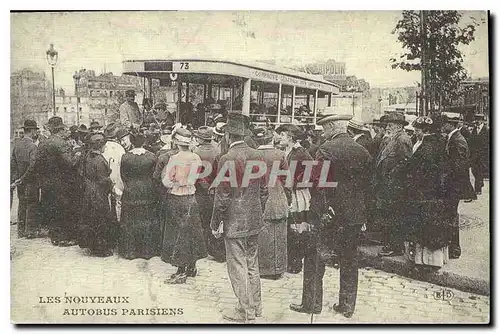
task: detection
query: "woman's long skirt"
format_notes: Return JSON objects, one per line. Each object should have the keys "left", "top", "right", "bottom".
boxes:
{"left": 118, "top": 201, "right": 161, "bottom": 260}
{"left": 259, "top": 218, "right": 287, "bottom": 276}
{"left": 161, "top": 194, "right": 207, "bottom": 267}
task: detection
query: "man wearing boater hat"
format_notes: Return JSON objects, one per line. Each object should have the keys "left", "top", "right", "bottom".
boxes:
{"left": 35, "top": 116, "right": 81, "bottom": 246}
{"left": 11, "top": 119, "right": 41, "bottom": 238}
{"left": 211, "top": 112, "right": 268, "bottom": 322}
{"left": 373, "top": 112, "right": 412, "bottom": 257}
{"left": 119, "top": 89, "right": 142, "bottom": 128}
{"left": 290, "top": 113, "right": 372, "bottom": 318}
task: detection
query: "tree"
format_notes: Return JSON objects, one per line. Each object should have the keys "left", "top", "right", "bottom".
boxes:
{"left": 391, "top": 10, "right": 483, "bottom": 111}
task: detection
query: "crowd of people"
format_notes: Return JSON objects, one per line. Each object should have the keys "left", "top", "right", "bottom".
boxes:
{"left": 10, "top": 88, "right": 489, "bottom": 322}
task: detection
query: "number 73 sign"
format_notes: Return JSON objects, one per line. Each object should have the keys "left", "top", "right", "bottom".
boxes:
{"left": 173, "top": 62, "right": 191, "bottom": 71}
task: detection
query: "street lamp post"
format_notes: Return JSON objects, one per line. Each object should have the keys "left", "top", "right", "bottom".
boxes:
{"left": 46, "top": 44, "right": 58, "bottom": 116}
{"left": 347, "top": 85, "right": 358, "bottom": 116}
{"left": 73, "top": 71, "right": 81, "bottom": 125}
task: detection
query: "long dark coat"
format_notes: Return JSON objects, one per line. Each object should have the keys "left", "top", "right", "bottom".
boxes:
{"left": 470, "top": 125, "right": 489, "bottom": 179}
{"left": 210, "top": 142, "right": 268, "bottom": 238}
{"left": 118, "top": 150, "right": 161, "bottom": 260}
{"left": 310, "top": 133, "right": 372, "bottom": 228}
{"left": 257, "top": 145, "right": 290, "bottom": 276}
{"left": 443, "top": 130, "right": 476, "bottom": 201}
{"left": 78, "top": 151, "right": 117, "bottom": 252}
{"left": 405, "top": 134, "right": 450, "bottom": 249}
{"left": 34, "top": 134, "right": 80, "bottom": 241}
{"left": 373, "top": 130, "right": 413, "bottom": 207}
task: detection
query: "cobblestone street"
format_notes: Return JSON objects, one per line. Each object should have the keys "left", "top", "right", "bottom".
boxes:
{"left": 11, "top": 230, "right": 489, "bottom": 324}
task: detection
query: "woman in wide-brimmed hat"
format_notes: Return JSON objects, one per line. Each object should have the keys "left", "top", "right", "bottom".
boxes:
{"left": 161, "top": 128, "right": 207, "bottom": 284}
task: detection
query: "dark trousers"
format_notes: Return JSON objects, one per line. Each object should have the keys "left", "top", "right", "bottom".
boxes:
{"left": 445, "top": 199, "right": 461, "bottom": 251}
{"left": 198, "top": 193, "right": 225, "bottom": 261}
{"left": 44, "top": 185, "right": 74, "bottom": 242}
{"left": 301, "top": 232, "right": 325, "bottom": 312}
{"left": 338, "top": 226, "right": 361, "bottom": 311}
{"left": 225, "top": 234, "right": 262, "bottom": 318}
{"left": 19, "top": 183, "right": 40, "bottom": 237}
{"left": 301, "top": 225, "right": 361, "bottom": 313}
{"left": 471, "top": 165, "right": 484, "bottom": 193}
{"left": 287, "top": 225, "right": 305, "bottom": 272}
{"left": 17, "top": 184, "right": 27, "bottom": 225}
{"left": 380, "top": 205, "right": 405, "bottom": 252}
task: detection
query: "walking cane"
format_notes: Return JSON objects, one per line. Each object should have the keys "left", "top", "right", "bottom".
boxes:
{"left": 310, "top": 235, "right": 319, "bottom": 324}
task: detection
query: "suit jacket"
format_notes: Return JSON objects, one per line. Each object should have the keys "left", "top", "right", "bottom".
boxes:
{"left": 11, "top": 137, "right": 38, "bottom": 184}
{"left": 374, "top": 130, "right": 413, "bottom": 204}
{"left": 443, "top": 130, "right": 475, "bottom": 200}
{"left": 310, "top": 133, "right": 372, "bottom": 227}
{"left": 210, "top": 142, "right": 268, "bottom": 238}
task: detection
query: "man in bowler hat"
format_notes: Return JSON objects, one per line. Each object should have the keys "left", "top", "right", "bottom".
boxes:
{"left": 11, "top": 119, "right": 41, "bottom": 238}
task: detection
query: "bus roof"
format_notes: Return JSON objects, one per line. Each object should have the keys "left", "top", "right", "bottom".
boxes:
{"left": 123, "top": 58, "right": 340, "bottom": 94}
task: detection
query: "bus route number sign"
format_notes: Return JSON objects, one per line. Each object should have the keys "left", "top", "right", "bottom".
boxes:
{"left": 174, "top": 62, "right": 190, "bottom": 71}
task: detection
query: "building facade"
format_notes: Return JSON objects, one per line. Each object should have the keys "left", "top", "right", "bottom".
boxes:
{"left": 52, "top": 89, "right": 93, "bottom": 126}
{"left": 10, "top": 69, "right": 51, "bottom": 133}
{"left": 330, "top": 91, "right": 364, "bottom": 121}
{"left": 454, "top": 77, "right": 490, "bottom": 123}
{"left": 74, "top": 69, "right": 144, "bottom": 125}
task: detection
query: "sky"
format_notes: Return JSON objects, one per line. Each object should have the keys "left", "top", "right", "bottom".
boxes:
{"left": 10, "top": 11, "right": 489, "bottom": 93}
